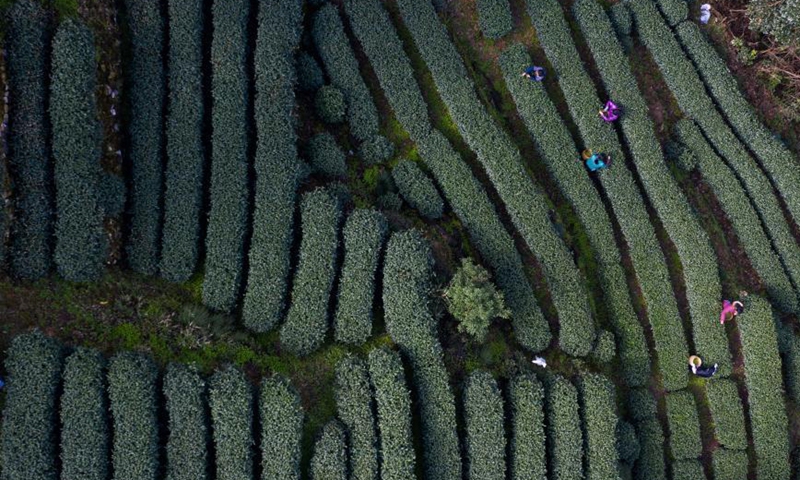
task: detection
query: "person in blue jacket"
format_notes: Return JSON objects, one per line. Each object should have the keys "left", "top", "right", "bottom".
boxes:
{"left": 582, "top": 149, "right": 610, "bottom": 172}
{"left": 522, "top": 65, "right": 546, "bottom": 82}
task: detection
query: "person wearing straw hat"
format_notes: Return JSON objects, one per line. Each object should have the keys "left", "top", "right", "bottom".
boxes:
{"left": 689, "top": 355, "right": 718, "bottom": 378}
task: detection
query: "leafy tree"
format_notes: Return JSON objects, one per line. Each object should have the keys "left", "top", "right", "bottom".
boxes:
{"left": 444, "top": 258, "right": 510, "bottom": 341}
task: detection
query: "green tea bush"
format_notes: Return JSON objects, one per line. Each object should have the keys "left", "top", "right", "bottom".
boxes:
{"left": 530, "top": 0, "right": 689, "bottom": 390}
{"left": 7, "top": 0, "right": 52, "bottom": 279}
{"left": 712, "top": 449, "right": 749, "bottom": 480}
{"left": 738, "top": 296, "right": 791, "bottom": 478}
{"left": 671, "top": 460, "right": 703, "bottom": 480}
{"left": 705, "top": 379, "right": 747, "bottom": 450}
{"left": 367, "top": 348, "right": 416, "bottom": 480}
{"left": 311, "top": 420, "right": 348, "bottom": 480}
{"left": 203, "top": 0, "right": 250, "bottom": 312}
{"left": 392, "top": 160, "right": 444, "bottom": 219}
{"left": 676, "top": 119, "right": 795, "bottom": 321}
{"left": 160, "top": 0, "right": 205, "bottom": 282}
{"left": 464, "top": 371, "right": 506, "bottom": 480}
{"left": 99, "top": 172, "right": 126, "bottom": 218}
{"left": 377, "top": 193, "right": 403, "bottom": 212}
{"left": 545, "top": 376, "right": 584, "bottom": 480}
{"left": 209, "top": 366, "right": 254, "bottom": 480}
{"left": 395, "top": 0, "right": 594, "bottom": 356}
{"left": 108, "top": 352, "right": 159, "bottom": 480}
{"left": 509, "top": 374, "right": 546, "bottom": 480}
{"left": 498, "top": 44, "right": 649, "bottom": 386}
{"left": 259, "top": 376, "right": 304, "bottom": 480}
{"left": 281, "top": 189, "right": 342, "bottom": 356}
{"left": 60, "top": 348, "right": 108, "bottom": 480}
{"left": 297, "top": 52, "right": 325, "bottom": 93}
{"left": 242, "top": 0, "right": 303, "bottom": 332}
{"left": 676, "top": 21, "right": 800, "bottom": 232}
{"left": 747, "top": 0, "right": 800, "bottom": 47}
{"left": 778, "top": 323, "right": 800, "bottom": 405}
{"left": 665, "top": 391, "right": 702, "bottom": 460}
{"left": 122, "top": 0, "right": 164, "bottom": 276}
{"left": 609, "top": 3, "right": 632, "bottom": 37}
{"left": 574, "top": 0, "right": 730, "bottom": 376}
{"left": 315, "top": 85, "right": 346, "bottom": 125}
{"left": 630, "top": 0, "right": 800, "bottom": 314}
{"left": 578, "top": 374, "right": 621, "bottom": 480}
{"left": 628, "top": 388, "right": 658, "bottom": 422}
{"left": 344, "top": 0, "right": 551, "bottom": 352}
{"left": 308, "top": 132, "right": 347, "bottom": 177}
{"left": 382, "top": 230, "right": 462, "bottom": 480}
{"left": 358, "top": 135, "right": 395, "bottom": 166}
{"left": 334, "top": 209, "right": 388, "bottom": 345}
{"left": 335, "top": 356, "right": 377, "bottom": 480}
{"left": 591, "top": 330, "right": 616, "bottom": 363}
{"left": 477, "top": 0, "right": 513, "bottom": 39}
{"left": 0, "top": 332, "right": 63, "bottom": 480}
{"left": 633, "top": 419, "right": 666, "bottom": 480}
{"left": 654, "top": 0, "right": 687, "bottom": 26}
{"left": 312, "top": 4, "right": 378, "bottom": 141}
{"left": 617, "top": 421, "right": 640, "bottom": 465}
{"left": 164, "top": 364, "right": 208, "bottom": 480}
{"left": 50, "top": 20, "right": 105, "bottom": 282}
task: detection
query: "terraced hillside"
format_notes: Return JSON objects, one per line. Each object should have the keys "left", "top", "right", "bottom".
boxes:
{"left": 0, "top": 0, "right": 799, "bottom": 478}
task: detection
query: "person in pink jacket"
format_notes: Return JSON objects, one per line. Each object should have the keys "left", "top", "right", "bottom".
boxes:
{"left": 720, "top": 300, "right": 744, "bottom": 324}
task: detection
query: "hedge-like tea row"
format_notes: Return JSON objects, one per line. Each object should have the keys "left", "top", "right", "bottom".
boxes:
{"left": 671, "top": 459, "right": 703, "bottom": 480}
{"left": 60, "top": 348, "right": 108, "bottom": 480}
{"left": 123, "top": 0, "right": 164, "bottom": 276}
{"left": 164, "top": 364, "right": 208, "bottom": 480}
{"left": 509, "top": 374, "right": 546, "bottom": 480}
{"left": 281, "top": 189, "right": 342, "bottom": 356}
{"left": 308, "top": 133, "right": 347, "bottom": 178}
{"left": 259, "top": 376, "right": 304, "bottom": 480}
{"left": 108, "top": 352, "right": 159, "bottom": 480}
{"left": 654, "top": 0, "right": 687, "bottom": 26}
{"left": 712, "top": 449, "right": 749, "bottom": 480}
{"left": 367, "top": 348, "right": 416, "bottom": 480}
{"left": 396, "top": 0, "right": 594, "bottom": 357}
{"left": 499, "top": 44, "right": 649, "bottom": 386}
{"left": 529, "top": 0, "right": 688, "bottom": 390}
{"left": 676, "top": 21, "right": 800, "bottom": 229}
{"left": 629, "top": 0, "right": 800, "bottom": 314}
{"left": 50, "top": 20, "right": 105, "bottom": 282}
{"left": 0, "top": 332, "right": 63, "bottom": 480}
{"left": 676, "top": 120, "right": 796, "bottom": 312}
{"left": 464, "top": 371, "right": 506, "bottom": 480}
{"left": 160, "top": 0, "right": 205, "bottom": 282}
{"left": 297, "top": 52, "right": 324, "bottom": 93}
{"left": 573, "top": 0, "right": 730, "bottom": 375}
{"left": 242, "top": 0, "right": 303, "bottom": 332}
{"left": 665, "top": 391, "right": 701, "bottom": 460}
{"left": 312, "top": 4, "right": 378, "bottom": 142}
{"left": 778, "top": 323, "right": 800, "bottom": 405}
{"left": 382, "top": 230, "right": 462, "bottom": 480}
{"left": 545, "top": 376, "right": 584, "bottom": 480}
{"left": 343, "top": 0, "right": 551, "bottom": 352}
{"left": 311, "top": 420, "right": 348, "bottom": 480}
{"left": 334, "top": 209, "right": 387, "bottom": 345}
{"left": 477, "top": 0, "right": 513, "bottom": 39}
{"left": 628, "top": 389, "right": 666, "bottom": 480}
{"left": 209, "top": 366, "right": 254, "bottom": 480}
{"left": 617, "top": 421, "right": 640, "bottom": 466}
{"left": 609, "top": 3, "right": 632, "bottom": 37}
{"left": 392, "top": 160, "right": 444, "bottom": 220}
{"left": 7, "top": 0, "right": 52, "bottom": 279}
{"left": 705, "top": 378, "right": 747, "bottom": 450}
{"left": 203, "top": 0, "right": 251, "bottom": 312}
{"left": 578, "top": 374, "right": 621, "bottom": 480}
{"left": 335, "top": 357, "right": 378, "bottom": 480}
{"left": 738, "top": 296, "right": 791, "bottom": 478}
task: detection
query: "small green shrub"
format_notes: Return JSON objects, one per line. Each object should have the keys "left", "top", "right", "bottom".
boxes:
{"left": 296, "top": 52, "right": 325, "bottom": 93}
{"left": 444, "top": 258, "right": 511, "bottom": 342}
{"left": 617, "top": 421, "right": 640, "bottom": 465}
{"left": 308, "top": 132, "right": 347, "bottom": 177}
{"left": 477, "top": 0, "right": 513, "bottom": 39}
{"left": 591, "top": 330, "right": 616, "bottom": 363}
{"left": 392, "top": 160, "right": 444, "bottom": 219}
{"left": 315, "top": 85, "right": 346, "bottom": 124}
{"left": 358, "top": 135, "right": 395, "bottom": 166}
